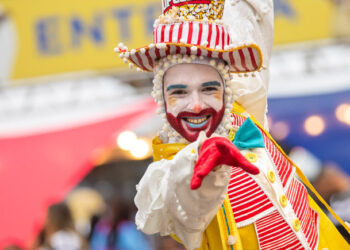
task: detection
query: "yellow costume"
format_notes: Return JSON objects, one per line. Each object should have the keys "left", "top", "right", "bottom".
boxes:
{"left": 153, "top": 103, "right": 350, "bottom": 250}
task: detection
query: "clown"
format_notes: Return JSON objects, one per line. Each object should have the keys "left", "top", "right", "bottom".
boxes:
{"left": 116, "top": 0, "right": 350, "bottom": 249}
{"left": 163, "top": 63, "right": 226, "bottom": 143}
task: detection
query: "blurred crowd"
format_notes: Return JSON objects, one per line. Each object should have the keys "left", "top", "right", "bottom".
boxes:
{"left": 4, "top": 194, "right": 185, "bottom": 250}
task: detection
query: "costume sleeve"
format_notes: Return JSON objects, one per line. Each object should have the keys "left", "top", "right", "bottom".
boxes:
{"left": 223, "top": 0, "right": 274, "bottom": 130}
{"left": 134, "top": 139, "right": 232, "bottom": 250}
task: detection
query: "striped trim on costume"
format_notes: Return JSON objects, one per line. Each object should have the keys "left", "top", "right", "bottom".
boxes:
{"left": 227, "top": 113, "right": 319, "bottom": 249}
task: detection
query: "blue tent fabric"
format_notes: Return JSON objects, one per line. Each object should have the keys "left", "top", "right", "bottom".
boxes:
{"left": 268, "top": 89, "right": 350, "bottom": 174}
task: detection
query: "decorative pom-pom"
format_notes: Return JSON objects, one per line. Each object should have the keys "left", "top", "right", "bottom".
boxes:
{"left": 164, "top": 62, "right": 170, "bottom": 68}
{"left": 227, "top": 235, "right": 237, "bottom": 245}
{"left": 163, "top": 124, "right": 169, "bottom": 132}
{"left": 201, "top": 41, "right": 209, "bottom": 47}
{"left": 158, "top": 70, "right": 165, "bottom": 76}
{"left": 217, "top": 63, "right": 225, "bottom": 70}
{"left": 179, "top": 138, "right": 187, "bottom": 144}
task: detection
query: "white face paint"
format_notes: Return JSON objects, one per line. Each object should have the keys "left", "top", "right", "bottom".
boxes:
{"left": 163, "top": 63, "right": 225, "bottom": 142}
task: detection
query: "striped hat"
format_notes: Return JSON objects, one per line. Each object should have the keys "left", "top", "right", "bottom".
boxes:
{"left": 116, "top": 0, "right": 263, "bottom": 73}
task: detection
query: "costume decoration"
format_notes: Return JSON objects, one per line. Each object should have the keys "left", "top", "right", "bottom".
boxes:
{"left": 162, "top": 0, "right": 225, "bottom": 20}
{"left": 116, "top": 0, "right": 350, "bottom": 249}
{"left": 232, "top": 117, "right": 265, "bottom": 149}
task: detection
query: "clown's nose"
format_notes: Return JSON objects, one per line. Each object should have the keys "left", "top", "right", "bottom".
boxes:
{"left": 193, "top": 104, "right": 202, "bottom": 113}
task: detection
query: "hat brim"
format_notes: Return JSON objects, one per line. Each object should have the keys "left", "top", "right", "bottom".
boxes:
{"left": 120, "top": 43, "right": 262, "bottom": 73}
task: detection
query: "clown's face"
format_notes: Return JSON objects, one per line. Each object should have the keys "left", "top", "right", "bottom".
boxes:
{"left": 163, "top": 63, "right": 225, "bottom": 142}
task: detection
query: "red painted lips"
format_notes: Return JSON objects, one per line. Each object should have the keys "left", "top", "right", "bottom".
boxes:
{"left": 166, "top": 106, "right": 225, "bottom": 142}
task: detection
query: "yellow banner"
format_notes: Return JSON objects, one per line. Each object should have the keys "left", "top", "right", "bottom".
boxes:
{"left": 0, "top": 0, "right": 160, "bottom": 81}
{"left": 0, "top": 0, "right": 337, "bottom": 81}
{"left": 274, "top": 0, "right": 335, "bottom": 44}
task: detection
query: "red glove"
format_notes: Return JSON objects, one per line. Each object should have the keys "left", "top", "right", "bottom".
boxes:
{"left": 190, "top": 137, "right": 260, "bottom": 190}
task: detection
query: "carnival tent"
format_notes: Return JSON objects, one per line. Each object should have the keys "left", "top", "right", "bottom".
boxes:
{"left": 0, "top": 96, "right": 157, "bottom": 247}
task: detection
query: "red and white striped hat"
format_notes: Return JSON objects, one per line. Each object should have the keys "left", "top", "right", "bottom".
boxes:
{"left": 116, "top": 0, "right": 263, "bottom": 73}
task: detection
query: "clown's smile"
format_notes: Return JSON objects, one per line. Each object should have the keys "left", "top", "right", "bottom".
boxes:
{"left": 183, "top": 115, "right": 211, "bottom": 129}
{"left": 166, "top": 107, "right": 224, "bottom": 142}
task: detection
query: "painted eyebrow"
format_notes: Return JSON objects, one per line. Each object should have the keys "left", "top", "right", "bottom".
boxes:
{"left": 202, "top": 81, "right": 221, "bottom": 87}
{"left": 166, "top": 84, "right": 187, "bottom": 91}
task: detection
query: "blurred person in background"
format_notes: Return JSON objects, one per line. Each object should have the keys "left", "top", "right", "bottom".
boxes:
{"left": 313, "top": 163, "right": 350, "bottom": 242}
{"left": 3, "top": 244, "right": 23, "bottom": 250}
{"left": 90, "top": 198, "right": 151, "bottom": 250}
{"left": 290, "top": 147, "right": 350, "bottom": 242}
{"left": 159, "top": 236, "right": 185, "bottom": 250}
{"left": 66, "top": 187, "right": 106, "bottom": 239}
{"left": 32, "top": 202, "right": 87, "bottom": 250}
{"left": 313, "top": 163, "right": 350, "bottom": 204}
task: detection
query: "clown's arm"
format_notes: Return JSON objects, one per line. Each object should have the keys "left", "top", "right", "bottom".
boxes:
{"left": 135, "top": 138, "right": 229, "bottom": 250}
{"left": 223, "top": 0, "right": 274, "bottom": 129}
{"left": 134, "top": 135, "right": 259, "bottom": 250}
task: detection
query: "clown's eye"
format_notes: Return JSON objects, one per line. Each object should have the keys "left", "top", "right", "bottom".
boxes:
{"left": 202, "top": 86, "right": 218, "bottom": 92}
{"left": 170, "top": 89, "right": 187, "bottom": 95}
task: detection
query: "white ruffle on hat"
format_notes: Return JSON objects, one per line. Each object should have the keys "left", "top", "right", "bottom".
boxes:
{"left": 116, "top": 0, "right": 263, "bottom": 73}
